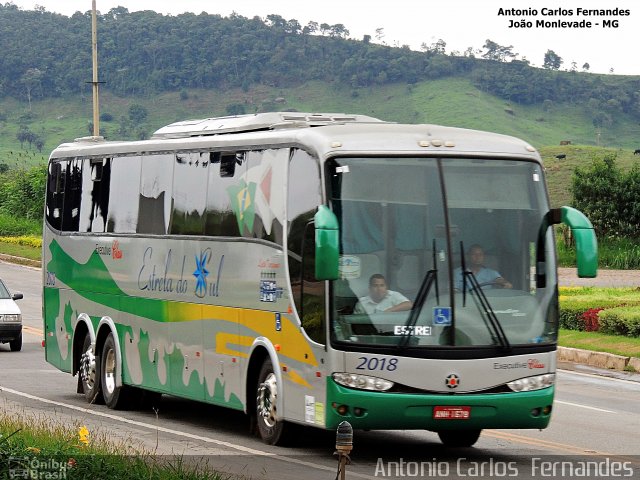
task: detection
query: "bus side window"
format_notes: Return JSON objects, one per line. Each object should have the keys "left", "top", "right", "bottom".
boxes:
{"left": 205, "top": 151, "right": 242, "bottom": 237}
{"left": 288, "top": 149, "right": 325, "bottom": 344}
{"left": 61, "top": 159, "right": 83, "bottom": 232}
{"left": 138, "top": 154, "right": 172, "bottom": 235}
{"left": 79, "top": 158, "right": 112, "bottom": 233}
{"left": 46, "top": 161, "right": 64, "bottom": 230}
{"left": 300, "top": 221, "right": 326, "bottom": 344}
{"left": 171, "top": 153, "right": 208, "bottom": 235}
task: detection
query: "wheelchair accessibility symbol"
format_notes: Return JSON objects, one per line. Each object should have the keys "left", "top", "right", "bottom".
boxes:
{"left": 433, "top": 307, "right": 452, "bottom": 326}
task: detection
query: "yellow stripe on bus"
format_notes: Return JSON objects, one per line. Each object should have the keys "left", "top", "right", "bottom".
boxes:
{"left": 166, "top": 302, "right": 318, "bottom": 367}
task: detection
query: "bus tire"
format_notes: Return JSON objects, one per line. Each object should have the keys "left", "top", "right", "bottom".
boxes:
{"left": 100, "top": 332, "right": 131, "bottom": 409}
{"left": 437, "top": 429, "right": 482, "bottom": 447}
{"left": 78, "top": 332, "right": 102, "bottom": 404}
{"left": 256, "top": 358, "right": 288, "bottom": 445}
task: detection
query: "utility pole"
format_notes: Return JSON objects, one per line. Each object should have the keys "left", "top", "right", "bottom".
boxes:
{"left": 91, "top": 0, "right": 100, "bottom": 137}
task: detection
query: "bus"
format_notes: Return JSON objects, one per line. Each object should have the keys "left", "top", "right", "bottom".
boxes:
{"left": 42, "top": 112, "right": 597, "bottom": 447}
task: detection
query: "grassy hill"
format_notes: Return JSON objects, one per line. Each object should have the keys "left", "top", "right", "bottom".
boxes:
{"left": 1, "top": 77, "right": 639, "bottom": 208}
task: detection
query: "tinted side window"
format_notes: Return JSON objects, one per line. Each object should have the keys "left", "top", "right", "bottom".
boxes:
{"left": 79, "top": 158, "right": 111, "bottom": 233}
{"left": 171, "top": 153, "right": 208, "bottom": 235}
{"left": 205, "top": 152, "right": 243, "bottom": 237}
{"left": 106, "top": 156, "right": 141, "bottom": 233}
{"left": 46, "top": 161, "right": 65, "bottom": 230}
{"left": 242, "top": 149, "right": 286, "bottom": 244}
{"left": 204, "top": 149, "right": 287, "bottom": 243}
{"left": 139, "top": 154, "right": 173, "bottom": 235}
{"left": 61, "top": 159, "right": 82, "bottom": 232}
{"left": 287, "top": 149, "right": 325, "bottom": 344}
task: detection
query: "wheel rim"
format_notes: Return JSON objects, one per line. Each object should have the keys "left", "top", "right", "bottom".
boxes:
{"left": 80, "top": 346, "right": 97, "bottom": 390}
{"left": 257, "top": 373, "right": 278, "bottom": 428}
{"left": 103, "top": 347, "right": 116, "bottom": 395}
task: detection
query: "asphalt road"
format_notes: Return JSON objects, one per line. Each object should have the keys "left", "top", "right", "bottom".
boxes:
{"left": 1, "top": 261, "right": 639, "bottom": 479}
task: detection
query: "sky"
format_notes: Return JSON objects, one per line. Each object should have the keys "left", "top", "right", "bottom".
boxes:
{"left": 7, "top": 0, "right": 640, "bottom": 75}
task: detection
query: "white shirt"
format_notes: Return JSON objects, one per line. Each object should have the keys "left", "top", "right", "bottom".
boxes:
{"left": 354, "top": 290, "right": 410, "bottom": 314}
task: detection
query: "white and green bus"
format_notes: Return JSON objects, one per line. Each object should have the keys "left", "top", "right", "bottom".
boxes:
{"left": 43, "top": 112, "right": 597, "bottom": 447}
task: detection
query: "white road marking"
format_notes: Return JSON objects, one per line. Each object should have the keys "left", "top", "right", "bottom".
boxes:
{"left": 0, "top": 385, "right": 378, "bottom": 480}
{"left": 554, "top": 400, "right": 616, "bottom": 413}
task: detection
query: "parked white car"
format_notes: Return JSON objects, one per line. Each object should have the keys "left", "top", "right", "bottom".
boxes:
{"left": 0, "top": 278, "right": 23, "bottom": 352}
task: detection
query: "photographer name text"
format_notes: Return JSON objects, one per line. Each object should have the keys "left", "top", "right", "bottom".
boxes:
{"left": 498, "top": 7, "right": 630, "bottom": 29}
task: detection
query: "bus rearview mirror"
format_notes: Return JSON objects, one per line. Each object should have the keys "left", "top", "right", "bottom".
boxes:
{"left": 559, "top": 206, "right": 598, "bottom": 278}
{"left": 314, "top": 206, "right": 339, "bottom": 280}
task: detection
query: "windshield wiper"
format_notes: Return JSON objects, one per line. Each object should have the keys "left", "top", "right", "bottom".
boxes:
{"left": 459, "top": 242, "right": 511, "bottom": 351}
{"left": 399, "top": 240, "right": 439, "bottom": 348}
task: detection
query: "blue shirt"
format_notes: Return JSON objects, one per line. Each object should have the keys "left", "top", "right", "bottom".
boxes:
{"left": 454, "top": 266, "right": 502, "bottom": 291}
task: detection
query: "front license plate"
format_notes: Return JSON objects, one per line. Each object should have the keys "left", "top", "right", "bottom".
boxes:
{"left": 433, "top": 406, "right": 471, "bottom": 420}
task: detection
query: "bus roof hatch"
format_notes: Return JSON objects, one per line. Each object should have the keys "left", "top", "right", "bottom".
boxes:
{"left": 152, "top": 112, "right": 385, "bottom": 139}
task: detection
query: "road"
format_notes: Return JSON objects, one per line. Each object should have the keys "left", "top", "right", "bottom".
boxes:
{"left": 1, "top": 261, "right": 639, "bottom": 479}
{"left": 558, "top": 267, "right": 639, "bottom": 287}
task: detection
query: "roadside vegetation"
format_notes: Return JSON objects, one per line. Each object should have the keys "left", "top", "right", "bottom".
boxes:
{"left": 0, "top": 412, "right": 226, "bottom": 480}
{"left": 558, "top": 328, "right": 640, "bottom": 359}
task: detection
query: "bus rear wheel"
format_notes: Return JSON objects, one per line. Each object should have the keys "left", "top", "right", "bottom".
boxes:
{"left": 78, "top": 332, "right": 102, "bottom": 404}
{"left": 256, "top": 358, "right": 288, "bottom": 445}
{"left": 437, "top": 429, "right": 482, "bottom": 447}
{"left": 100, "top": 332, "right": 131, "bottom": 409}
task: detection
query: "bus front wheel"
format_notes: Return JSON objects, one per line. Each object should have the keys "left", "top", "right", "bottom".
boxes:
{"left": 79, "top": 332, "right": 102, "bottom": 404}
{"left": 256, "top": 358, "right": 287, "bottom": 445}
{"left": 437, "top": 429, "right": 482, "bottom": 447}
{"left": 100, "top": 332, "right": 131, "bottom": 409}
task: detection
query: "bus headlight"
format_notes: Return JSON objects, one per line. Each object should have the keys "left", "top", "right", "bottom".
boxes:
{"left": 332, "top": 373, "right": 394, "bottom": 391}
{"left": 507, "top": 373, "right": 555, "bottom": 392}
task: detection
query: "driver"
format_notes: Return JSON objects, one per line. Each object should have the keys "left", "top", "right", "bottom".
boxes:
{"left": 454, "top": 244, "right": 512, "bottom": 291}
{"left": 354, "top": 274, "right": 413, "bottom": 314}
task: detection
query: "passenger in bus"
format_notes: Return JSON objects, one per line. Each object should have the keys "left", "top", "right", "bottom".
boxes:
{"left": 353, "top": 274, "right": 413, "bottom": 314}
{"left": 454, "top": 244, "right": 512, "bottom": 291}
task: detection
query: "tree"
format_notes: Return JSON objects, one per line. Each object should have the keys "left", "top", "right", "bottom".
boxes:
{"left": 543, "top": 50, "right": 563, "bottom": 70}
{"left": 582, "top": 62, "right": 590, "bottom": 71}
{"left": 482, "top": 40, "right": 516, "bottom": 62}
{"left": 226, "top": 103, "right": 246, "bottom": 116}
{"left": 303, "top": 21, "right": 318, "bottom": 34}
{"left": 329, "top": 24, "right": 349, "bottom": 38}
{"left": 21, "top": 68, "right": 43, "bottom": 111}
{"left": 422, "top": 39, "right": 446, "bottom": 55}
{"left": 128, "top": 103, "right": 148, "bottom": 124}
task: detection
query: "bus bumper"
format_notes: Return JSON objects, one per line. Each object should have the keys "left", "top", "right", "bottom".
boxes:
{"left": 326, "top": 378, "right": 554, "bottom": 431}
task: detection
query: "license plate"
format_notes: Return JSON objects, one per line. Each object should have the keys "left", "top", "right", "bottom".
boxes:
{"left": 433, "top": 406, "right": 471, "bottom": 420}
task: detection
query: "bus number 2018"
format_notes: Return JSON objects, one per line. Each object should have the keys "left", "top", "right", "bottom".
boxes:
{"left": 356, "top": 357, "right": 398, "bottom": 371}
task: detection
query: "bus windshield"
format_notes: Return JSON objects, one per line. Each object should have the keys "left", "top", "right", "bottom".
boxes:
{"left": 329, "top": 156, "right": 558, "bottom": 349}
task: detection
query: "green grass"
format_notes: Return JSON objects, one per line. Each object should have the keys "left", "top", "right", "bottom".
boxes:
{"left": 539, "top": 144, "right": 640, "bottom": 207}
{"left": 557, "top": 235, "right": 640, "bottom": 269}
{"left": 558, "top": 328, "right": 640, "bottom": 358}
{"left": 0, "top": 412, "right": 228, "bottom": 479}
{"left": 0, "top": 241, "right": 41, "bottom": 261}
{"left": 3, "top": 76, "right": 640, "bottom": 168}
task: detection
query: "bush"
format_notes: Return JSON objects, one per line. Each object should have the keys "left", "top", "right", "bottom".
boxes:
{"left": 0, "top": 164, "right": 47, "bottom": 220}
{"left": 559, "top": 287, "right": 640, "bottom": 334}
{"left": 0, "top": 213, "right": 42, "bottom": 236}
{"left": 559, "top": 305, "right": 586, "bottom": 331}
{"left": 0, "top": 235, "right": 42, "bottom": 248}
{"left": 572, "top": 153, "right": 640, "bottom": 240}
{"left": 599, "top": 308, "right": 640, "bottom": 337}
